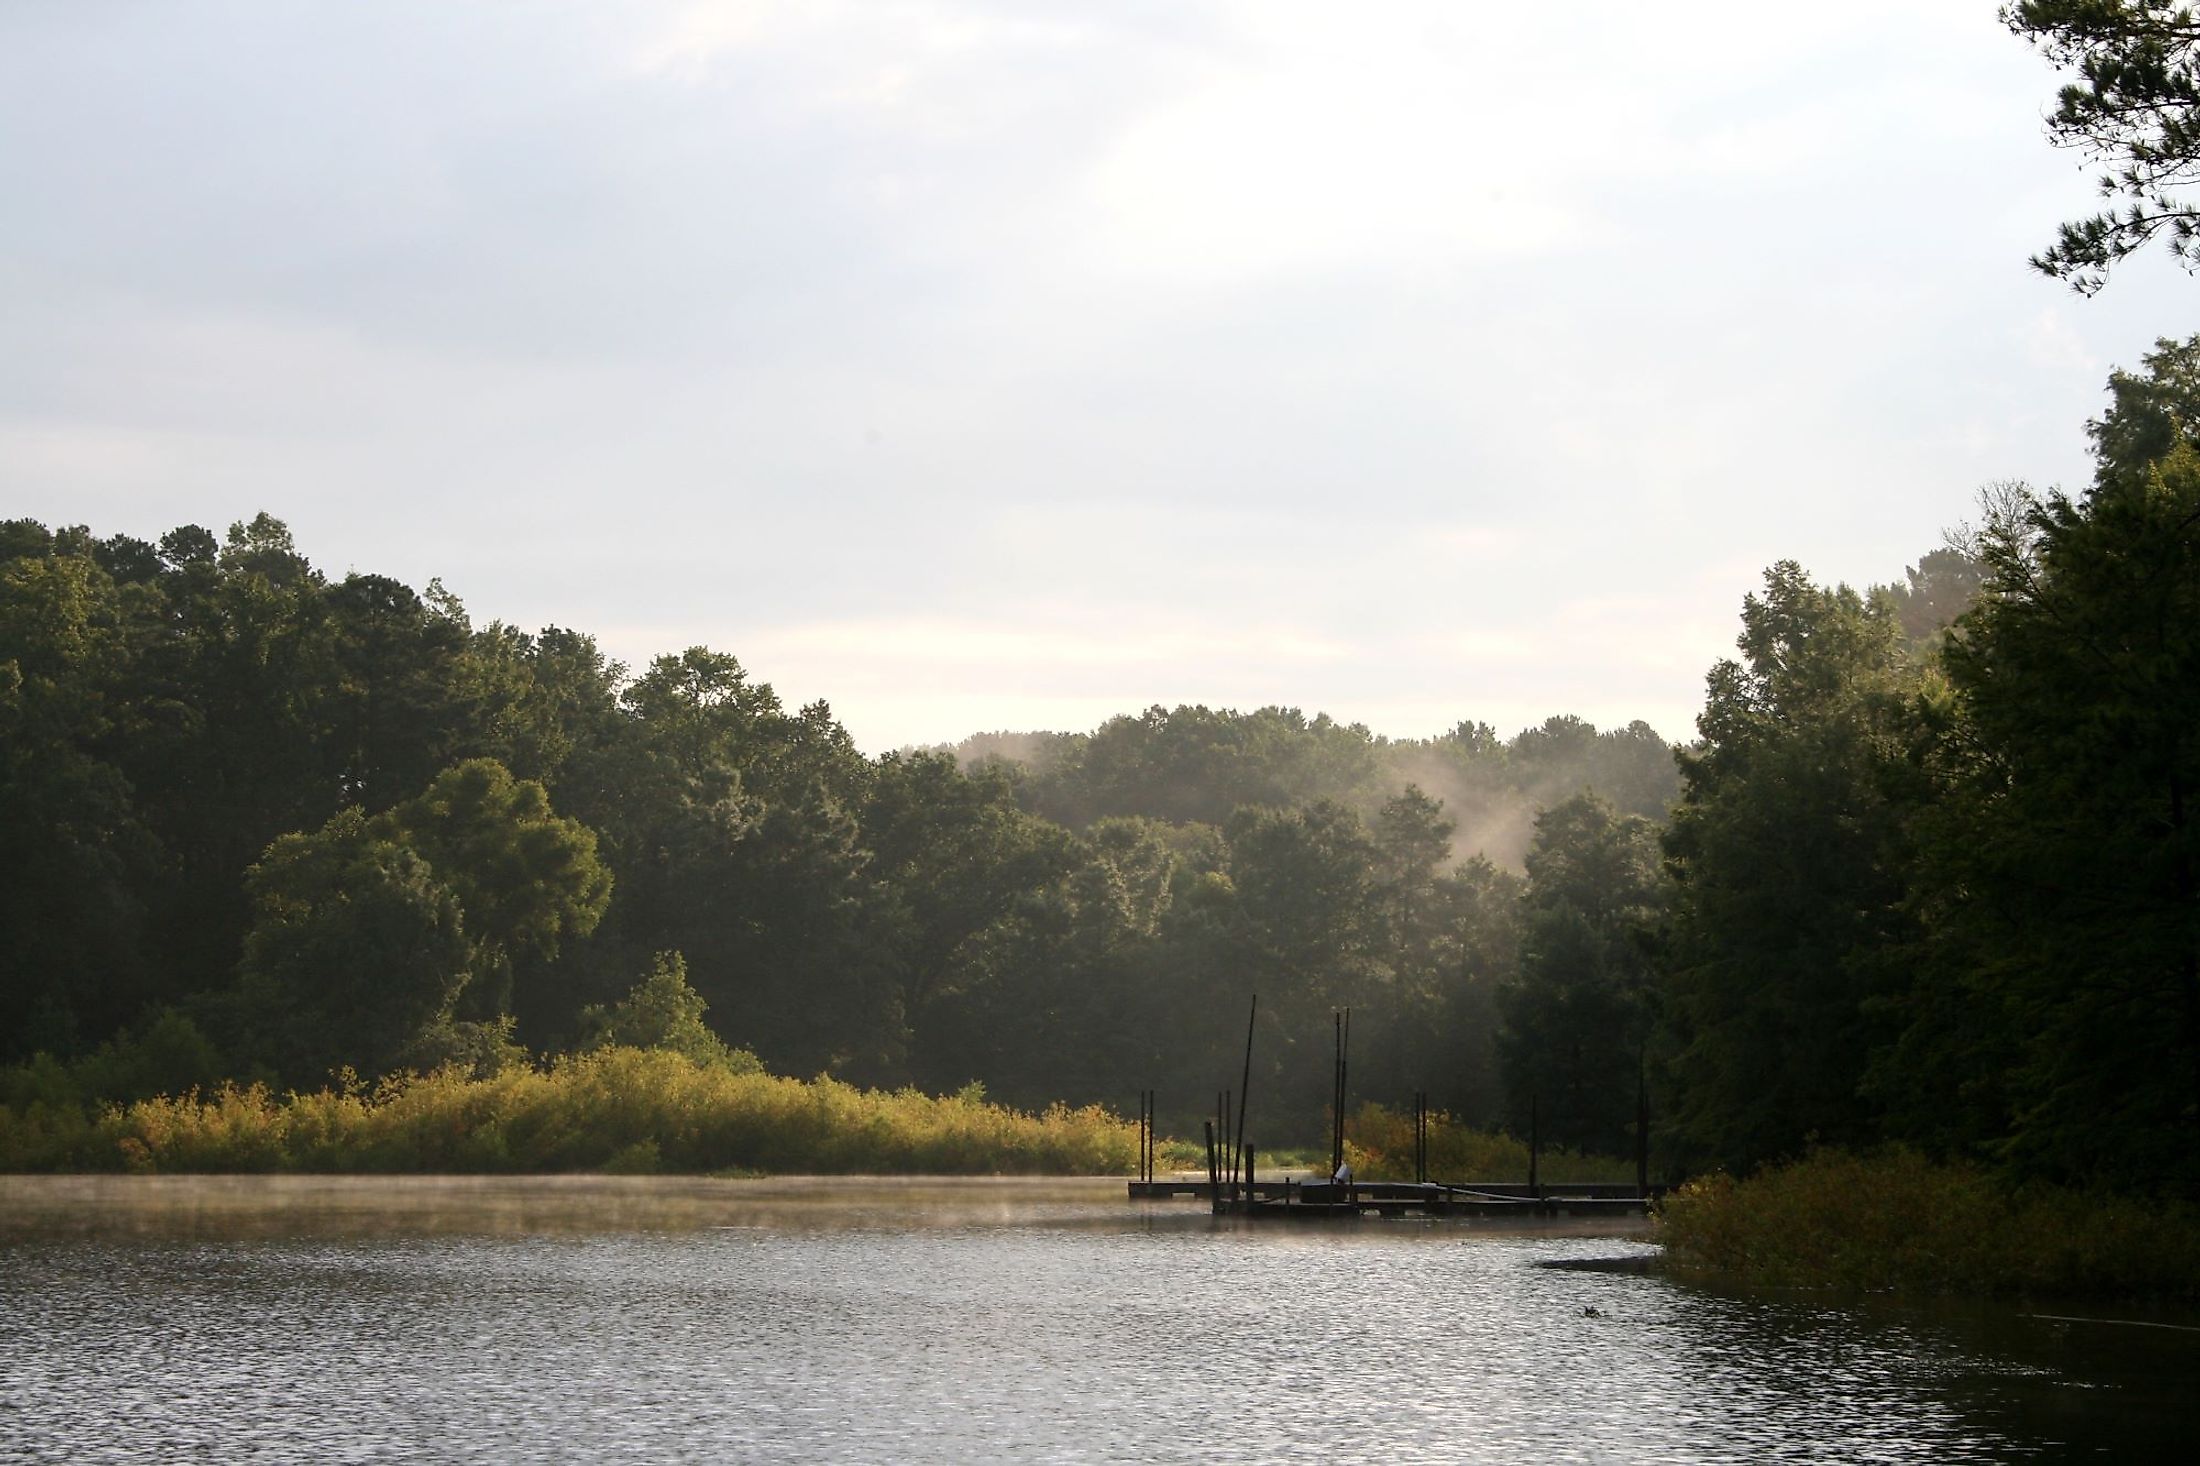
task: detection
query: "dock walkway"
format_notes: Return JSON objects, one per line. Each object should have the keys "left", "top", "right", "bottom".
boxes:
{"left": 1129, "top": 1176, "right": 1658, "bottom": 1219}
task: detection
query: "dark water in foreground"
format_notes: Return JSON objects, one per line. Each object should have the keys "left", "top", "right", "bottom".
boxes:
{"left": 0, "top": 1176, "right": 2192, "bottom": 1462}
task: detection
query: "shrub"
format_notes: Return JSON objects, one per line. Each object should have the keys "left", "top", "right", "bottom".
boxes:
{"left": 1654, "top": 1147, "right": 2200, "bottom": 1300}
{"left": 0, "top": 1047, "right": 1140, "bottom": 1176}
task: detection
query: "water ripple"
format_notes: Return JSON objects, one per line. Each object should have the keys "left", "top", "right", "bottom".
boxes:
{"left": 0, "top": 1181, "right": 2183, "bottom": 1463}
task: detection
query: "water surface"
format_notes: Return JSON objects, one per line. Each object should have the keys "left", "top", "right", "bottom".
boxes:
{"left": 1, "top": 1176, "right": 2190, "bottom": 1462}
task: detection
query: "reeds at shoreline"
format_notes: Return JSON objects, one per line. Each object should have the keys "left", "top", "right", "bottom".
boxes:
{"left": 0, "top": 1047, "right": 1140, "bottom": 1176}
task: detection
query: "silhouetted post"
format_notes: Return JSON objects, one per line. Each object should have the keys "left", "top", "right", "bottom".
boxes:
{"left": 1326, "top": 1007, "right": 1353, "bottom": 1183}
{"left": 1245, "top": 1144, "right": 1255, "bottom": 1207}
{"left": 1415, "top": 1090, "right": 1428, "bottom": 1184}
{"left": 1134, "top": 1091, "right": 1143, "bottom": 1184}
{"left": 1145, "top": 1090, "right": 1156, "bottom": 1183}
{"left": 1234, "top": 995, "right": 1257, "bottom": 1201}
{"left": 1635, "top": 1060, "right": 1650, "bottom": 1200}
{"left": 1529, "top": 1093, "right": 1540, "bottom": 1196}
{"left": 1330, "top": 1011, "right": 1345, "bottom": 1181}
{"left": 1221, "top": 1089, "right": 1233, "bottom": 1188}
{"left": 1148, "top": 1090, "right": 1156, "bottom": 1183}
{"left": 1204, "top": 1120, "right": 1218, "bottom": 1197}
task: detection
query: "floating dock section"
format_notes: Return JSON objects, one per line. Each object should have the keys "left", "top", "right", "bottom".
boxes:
{"left": 1127, "top": 999, "right": 1659, "bottom": 1220}
{"left": 1128, "top": 1177, "right": 1656, "bottom": 1219}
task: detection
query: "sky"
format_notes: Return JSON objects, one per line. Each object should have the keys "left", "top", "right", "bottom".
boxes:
{"left": 6, "top": 1, "right": 2199, "bottom": 753}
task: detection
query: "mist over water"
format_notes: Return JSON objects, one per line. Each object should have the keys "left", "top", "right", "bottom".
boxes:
{"left": 2, "top": 1177, "right": 2189, "bottom": 1463}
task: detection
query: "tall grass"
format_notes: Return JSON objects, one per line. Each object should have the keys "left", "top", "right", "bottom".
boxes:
{"left": 1655, "top": 1147, "right": 2200, "bottom": 1300}
{"left": 0, "top": 1048, "right": 1139, "bottom": 1176}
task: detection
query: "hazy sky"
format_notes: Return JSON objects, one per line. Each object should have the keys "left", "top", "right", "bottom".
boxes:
{"left": 6, "top": 1, "right": 2198, "bottom": 751}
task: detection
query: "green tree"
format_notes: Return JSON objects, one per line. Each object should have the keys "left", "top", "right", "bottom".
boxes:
{"left": 572, "top": 646, "right": 881, "bottom": 1072}
{"left": 1875, "top": 545, "right": 1989, "bottom": 645}
{"left": 2007, "top": 1, "right": 2200, "bottom": 291}
{"left": 1498, "top": 793, "right": 1664, "bottom": 1156}
{"left": 380, "top": 758, "right": 612, "bottom": 1019}
{"left": 864, "top": 751, "right": 1076, "bottom": 1084}
{"left": 322, "top": 573, "right": 470, "bottom": 809}
{"left": 2085, "top": 333, "right": 2200, "bottom": 494}
{"left": 576, "top": 951, "right": 761, "bottom": 1070}
{"left": 231, "top": 760, "right": 607, "bottom": 1082}
{"left": 1659, "top": 563, "right": 1922, "bottom": 1173}
{"left": 458, "top": 623, "right": 626, "bottom": 790}
{"left": 1905, "top": 450, "right": 2200, "bottom": 1196}
{"left": 130, "top": 515, "right": 340, "bottom": 1000}
{"left": 234, "top": 808, "right": 473, "bottom": 1084}
{"left": 0, "top": 543, "right": 160, "bottom": 1057}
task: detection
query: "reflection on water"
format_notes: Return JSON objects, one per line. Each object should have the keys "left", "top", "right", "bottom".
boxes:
{"left": 1, "top": 1177, "right": 2191, "bottom": 1463}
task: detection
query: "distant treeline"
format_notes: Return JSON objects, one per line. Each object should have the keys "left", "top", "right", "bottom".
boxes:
{"left": 6, "top": 337, "right": 2199, "bottom": 1204}
{"left": 949, "top": 706, "right": 1677, "bottom": 870}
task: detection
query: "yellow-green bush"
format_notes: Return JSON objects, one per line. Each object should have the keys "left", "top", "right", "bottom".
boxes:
{"left": 0, "top": 1047, "right": 1141, "bottom": 1176}
{"left": 1655, "top": 1147, "right": 2200, "bottom": 1299}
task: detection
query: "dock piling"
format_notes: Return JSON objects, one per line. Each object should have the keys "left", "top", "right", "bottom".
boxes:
{"left": 1234, "top": 994, "right": 1257, "bottom": 1202}
{"left": 1635, "top": 1061, "right": 1649, "bottom": 1200}
{"left": 1529, "top": 1093, "right": 1540, "bottom": 1197}
{"left": 1413, "top": 1089, "right": 1429, "bottom": 1185}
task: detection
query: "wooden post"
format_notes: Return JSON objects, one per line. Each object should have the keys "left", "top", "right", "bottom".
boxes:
{"left": 1203, "top": 1119, "right": 1218, "bottom": 1200}
{"left": 1245, "top": 1143, "right": 1255, "bottom": 1207}
{"left": 1635, "top": 1061, "right": 1650, "bottom": 1200}
{"left": 1529, "top": 1093, "right": 1540, "bottom": 1196}
{"left": 1134, "top": 1091, "right": 1144, "bottom": 1184}
{"left": 1415, "top": 1090, "right": 1428, "bottom": 1184}
{"left": 1216, "top": 1092, "right": 1225, "bottom": 1187}
{"left": 1234, "top": 994, "right": 1258, "bottom": 1203}
{"left": 1327, "top": 1007, "right": 1352, "bottom": 1183}
{"left": 1145, "top": 1090, "right": 1156, "bottom": 1183}
{"left": 1330, "top": 1011, "right": 1344, "bottom": 1181}
{"left": 1220, "top": 1089, "right": 1232, "bottom": 1189}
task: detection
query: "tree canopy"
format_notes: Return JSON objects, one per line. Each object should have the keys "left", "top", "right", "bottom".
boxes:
{"left": 2008, "top": 1, "right": 2200, "bottom": 291}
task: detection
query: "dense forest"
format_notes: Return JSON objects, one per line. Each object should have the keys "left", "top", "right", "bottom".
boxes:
{"left": 0, "top": 501, "right": 1673, "bottom": 1143}
{"left": 5, "top": 339, "right": 2199, "bottom": 1199}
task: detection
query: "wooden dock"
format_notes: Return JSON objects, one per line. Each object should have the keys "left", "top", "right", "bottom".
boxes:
{"left": 1128, "top": 1177, "right": 1657, "bottom": 1219}
{"left": 1126, "top": 1001, "right": 1660, "bottom": 1223}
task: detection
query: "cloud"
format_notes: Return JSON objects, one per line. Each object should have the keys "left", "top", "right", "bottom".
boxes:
{"left": 0, "top": 0, "right": 2176, "bottom": 761}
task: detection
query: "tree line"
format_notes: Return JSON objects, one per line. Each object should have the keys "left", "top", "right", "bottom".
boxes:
{"left": 0, "top": 513, "right": 1667, "bottom": 1141}
{"left": 6, "top": 339, "right": 2197, "bottom": 1196}
{"left": 1652, "top": 337, "right": 2200, "bottom": 1200}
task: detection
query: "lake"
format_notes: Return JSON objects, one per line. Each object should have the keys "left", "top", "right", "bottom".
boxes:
{"left": 1, "top": 1175, "right": 2192, "bottom": 1462}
